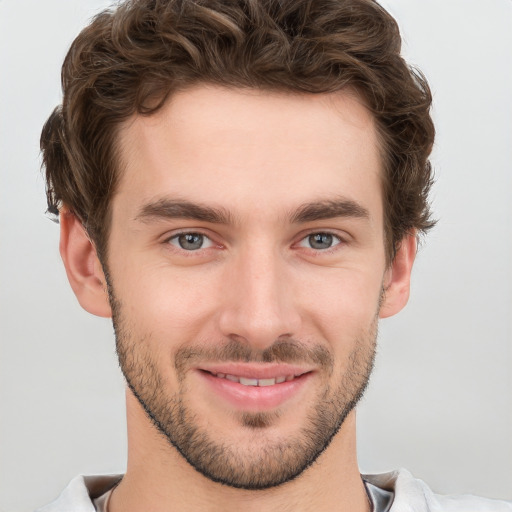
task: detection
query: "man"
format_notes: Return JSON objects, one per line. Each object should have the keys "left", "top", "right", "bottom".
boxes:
{"left": 35, "top": 0, "right": 511, "bottom": 511}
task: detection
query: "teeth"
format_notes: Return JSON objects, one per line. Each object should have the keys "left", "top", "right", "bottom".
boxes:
{"left": 212, "top": 372, "right": 297, "bottom": 386}
{"left": 239, "top": 377, "right": 259, "bottom": 386}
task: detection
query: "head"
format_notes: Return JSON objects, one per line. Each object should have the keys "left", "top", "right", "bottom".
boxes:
{"left": 42, "top": 0, "right": 435, "bottom": 490}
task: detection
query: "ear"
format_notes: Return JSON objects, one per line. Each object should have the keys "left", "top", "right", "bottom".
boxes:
{"left": 59, "top": 209, "right": 112, "bottom": 318}
{"left": 379, "top": 233, "right": 416, "bottom": 319}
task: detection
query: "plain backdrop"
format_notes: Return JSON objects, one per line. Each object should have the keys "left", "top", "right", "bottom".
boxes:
{"left": 0, "top": 0, "right": 511, "bottom": 510}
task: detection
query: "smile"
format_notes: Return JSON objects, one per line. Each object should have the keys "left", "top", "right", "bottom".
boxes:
{"left": 197, "top": 365, "right": 313, "bottom": 411}
{"left": 207, "top": 371, "right": 299, "bottom": 387}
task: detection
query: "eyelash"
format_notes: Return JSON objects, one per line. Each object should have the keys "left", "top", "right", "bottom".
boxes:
{"left": 165, "top": 231, "right": 218, "bottom": 253}
{"left": 163, "top": 230, "right": 346, "bottom": 255}
{"left": 296, "top": 232, "right": 343, "bottom": 253}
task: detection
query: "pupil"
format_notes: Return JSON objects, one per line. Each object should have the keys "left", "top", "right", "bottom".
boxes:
{"left": 309, "top": 233, "right": 333, "bottom": 249}
{"left": 179, "top": 233, "right": 203, "bottom": 250}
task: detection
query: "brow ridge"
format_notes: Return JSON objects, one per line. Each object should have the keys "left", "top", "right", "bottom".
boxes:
{"left": 135, "top": 198, "right": 233, "bottom": 224}
{"left": 134, "top": 196, "right": 369, "bottom": 226}
{"left": 290, "top": 198, "right": 370, "bottom": 223}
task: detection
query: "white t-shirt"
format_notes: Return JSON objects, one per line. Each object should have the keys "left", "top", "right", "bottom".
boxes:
{"left": 36, "top": 469, "right": 512, "bottom": 512}
{"left": 92, "top": 478, "right": 394, "bottom": 512}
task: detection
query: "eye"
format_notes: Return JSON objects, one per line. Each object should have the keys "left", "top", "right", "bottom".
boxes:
{"left": 298, "top": 232, "right": 342, "bottom": 250}
{"left": 168, "top": 232, "right": 214, "bottom": 251}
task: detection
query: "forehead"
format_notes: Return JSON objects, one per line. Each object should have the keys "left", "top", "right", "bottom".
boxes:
{"left": 115, "top": 85, "right": 382, "bottom": 225}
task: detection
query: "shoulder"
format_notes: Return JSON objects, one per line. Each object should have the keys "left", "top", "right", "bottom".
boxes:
{"left": 363, "top": 468, "right": 512, "bottom": 512}
{"left": 35, "top": 474, "right": 122, "bottom": 512}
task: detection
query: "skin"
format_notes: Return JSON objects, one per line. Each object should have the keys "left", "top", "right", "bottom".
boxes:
{"left": 60, "top": 85, "right": 416, "bottom": 512}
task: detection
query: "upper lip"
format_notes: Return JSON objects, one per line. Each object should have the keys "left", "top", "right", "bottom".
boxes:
{"left": 197, "top": 363, "right": 314, "bottom": 380}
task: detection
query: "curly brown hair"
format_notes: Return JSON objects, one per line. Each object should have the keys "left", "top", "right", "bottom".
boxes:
{"left": 41, "top": 0, "right": 435, "bottom": 263}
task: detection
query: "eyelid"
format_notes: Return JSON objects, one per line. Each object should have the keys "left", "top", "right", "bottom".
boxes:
{"left": 294, "top": 229, "right": 349, "bottom": 252}
{"left": 169, "top": 233, "right": 214, "bottom": 250}
{"left": 160, "top": 227, "right": 349, "bottom": 253}
{"left": 162, "top": 229, "right": 221, "bottom": 251}
{"left": 298, "top": 232, "right": 340, "bottom": 246}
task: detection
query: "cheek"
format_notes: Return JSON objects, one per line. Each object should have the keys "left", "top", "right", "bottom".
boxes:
{"left": 114, "top": 261, "right": 223, "bottom": 339}
{"left": 299, "top": 267, "right": 383, "bottom": 342}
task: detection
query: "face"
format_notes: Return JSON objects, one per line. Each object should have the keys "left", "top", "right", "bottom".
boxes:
{"left": 107, "top": 86, "right": 389, "bottom": 489}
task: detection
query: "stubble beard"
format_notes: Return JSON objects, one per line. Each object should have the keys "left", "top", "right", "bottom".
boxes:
{"left": 110, "top": 291, "right": 378, "bottom": 490}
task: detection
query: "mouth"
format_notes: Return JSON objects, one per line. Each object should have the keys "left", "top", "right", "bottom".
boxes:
{"left": 196, "top": 364, "right": 314, "bottom": 411}
{"left": 203, "top": 370, "right": 305, "bottom": 387}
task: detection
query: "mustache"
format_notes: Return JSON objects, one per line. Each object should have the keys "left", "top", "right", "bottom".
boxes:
{"left": 174, "top": 338, "right": 333, "bottom": 374}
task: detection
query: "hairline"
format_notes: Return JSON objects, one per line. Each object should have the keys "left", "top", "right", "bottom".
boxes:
{"left": 92, "top": 83, "right": 400, "bottom": 267}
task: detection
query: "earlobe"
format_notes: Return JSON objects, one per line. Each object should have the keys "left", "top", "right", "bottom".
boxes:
{"left": 379, "top": 233, "right": 416, "bottom": 319}
{"left": 59, "top": 209, "right": 112, "bottom": 318}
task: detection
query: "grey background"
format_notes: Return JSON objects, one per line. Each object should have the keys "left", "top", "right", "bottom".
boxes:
{"left": 0, "top": 0, "right": 511, "bottom": 510}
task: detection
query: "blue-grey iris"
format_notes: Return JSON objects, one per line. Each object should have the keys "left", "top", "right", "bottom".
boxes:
{"left": 178, "top": 233, "right": 204, "bottom": 250}
{"left": 309, "top": 233, "right": 333, "bottom": 250}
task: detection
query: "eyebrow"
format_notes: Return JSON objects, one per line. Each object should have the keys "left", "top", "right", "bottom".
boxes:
{"left": 135, "top": 198, "right": 233, "bottom": 224}
{"left": 134, "top": 197, "right": 370, "bottom": 225}
{"left": 290, "top": 198, "right": 370, "bottom": 224}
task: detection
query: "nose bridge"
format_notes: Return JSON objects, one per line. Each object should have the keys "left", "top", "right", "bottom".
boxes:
{"left": 219, "top": 242, "right": 300, "bottom": 349}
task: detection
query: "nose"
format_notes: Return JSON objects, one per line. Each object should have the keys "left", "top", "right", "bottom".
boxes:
{"left": 218, "top": 245, "right": 302, "bottom": 351}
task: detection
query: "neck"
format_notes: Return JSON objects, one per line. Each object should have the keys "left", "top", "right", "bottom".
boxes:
{"left": 110, "top": 390, "right": 370, "bottom": 512}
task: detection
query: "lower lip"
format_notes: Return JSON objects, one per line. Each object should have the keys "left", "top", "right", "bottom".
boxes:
{"left": 197, "top": 371, "right": 313, "bottom": 411}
